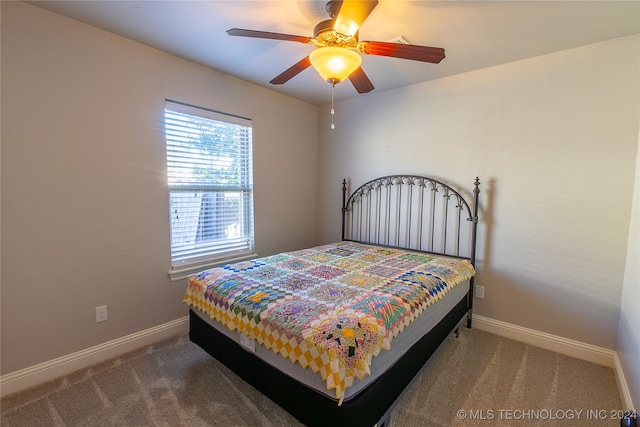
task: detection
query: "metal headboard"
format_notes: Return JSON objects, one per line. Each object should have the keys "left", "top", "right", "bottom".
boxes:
{"left": 342, "top": 175, "right": 480, "bottom": 266}
{"left": 342, "top": 175, "right": 481, "bottom": 328}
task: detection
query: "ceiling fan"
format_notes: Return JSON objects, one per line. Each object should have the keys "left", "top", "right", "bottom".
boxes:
{"left": 227, "top": 0, "right": 445, "bottom": 95}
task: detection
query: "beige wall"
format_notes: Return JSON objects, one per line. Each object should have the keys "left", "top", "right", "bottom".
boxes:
{"left": 1, "top": 2, "right": 318, "bottom": 375}
{"left": 317, "top": 35, "right": 639, "bottom": 352}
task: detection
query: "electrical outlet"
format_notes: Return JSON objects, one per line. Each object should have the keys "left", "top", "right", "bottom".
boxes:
{"left": 475, "top": 285, "right": 485, "bottom": 299}
{"left": 95, "top": 305, "right": 108, "bottom": 322}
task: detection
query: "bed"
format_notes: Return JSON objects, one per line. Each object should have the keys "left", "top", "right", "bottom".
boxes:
{"left": 185, "top": 174, "right": 480, "bottom": 427}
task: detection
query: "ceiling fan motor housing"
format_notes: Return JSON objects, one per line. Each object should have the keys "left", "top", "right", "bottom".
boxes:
{"left": 313, "top": 19, "right": 358, "bottom": 47}
{"left": 325, "top": 0, "right": 343, "bottom": 18}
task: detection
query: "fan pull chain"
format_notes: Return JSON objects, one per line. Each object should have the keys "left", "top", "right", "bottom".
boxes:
{"left": 330, "top": 80, "right": 336, "bottom": 130}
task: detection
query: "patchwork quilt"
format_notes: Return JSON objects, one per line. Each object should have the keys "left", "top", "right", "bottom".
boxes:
{"left": 183, "top": 241, "right": 475, "bottom": 404}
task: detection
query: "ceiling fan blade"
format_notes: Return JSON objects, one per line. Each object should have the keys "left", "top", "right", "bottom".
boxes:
{"left": 227, "top": 28, "right": 311, "bottom": 44}
{"left": 348, "top": 67, "right": 374, "bottom": 94}
{"left": 333, "top": 0, "right": 379, "bottom": 37}
{"left": 270, "top": 57, "right": 312, "bottom": 85}
{"left": 359, "top": 41, "right": 445, "bottom": 63}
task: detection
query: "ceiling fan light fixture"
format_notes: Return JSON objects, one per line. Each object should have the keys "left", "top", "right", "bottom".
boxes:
{"left": 309, "top": 46, "right": 362, "bottom": 84}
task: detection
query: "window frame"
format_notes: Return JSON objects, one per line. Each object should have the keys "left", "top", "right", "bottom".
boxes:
{"left": 164, "top": 100, "right": 255, "bottom": 281}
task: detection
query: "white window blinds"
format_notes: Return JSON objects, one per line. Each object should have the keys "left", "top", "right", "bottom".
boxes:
{"left": 164, "top": 100, "right": 254, "bottom": 272}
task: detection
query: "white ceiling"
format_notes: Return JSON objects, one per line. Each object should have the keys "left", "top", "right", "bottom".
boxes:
{"left": 28, "top": 1, "right": 640, "bottom": 106}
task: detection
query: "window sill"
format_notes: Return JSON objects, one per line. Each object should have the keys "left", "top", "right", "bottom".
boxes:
{"left": 168, "top": 253, "right": 258, "bottom": 282}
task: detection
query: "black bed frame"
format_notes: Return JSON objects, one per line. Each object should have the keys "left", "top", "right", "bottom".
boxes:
{"left": 189, "top": 175, "right": 480, "bottom": 427}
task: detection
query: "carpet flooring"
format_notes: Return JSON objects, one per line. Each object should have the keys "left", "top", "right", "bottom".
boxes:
{"left": 1, "top": 327, "right": 623, "bottom": 426}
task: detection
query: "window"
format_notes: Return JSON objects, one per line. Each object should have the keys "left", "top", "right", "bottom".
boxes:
{"left": 164, "top": 100, "right": 254, "bottom": 279}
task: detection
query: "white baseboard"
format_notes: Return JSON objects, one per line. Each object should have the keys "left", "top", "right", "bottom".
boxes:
{"left": 0, "top": 316, "right": 189, "bottom": 398}
{"left": 472, "top": 314, "right": 615, "bottom": 366}
{"left": 3, "top": 314, "right": 634, "bottom": 411}
{"left": 472, "top": 314, "right": 634, "bottom": 410}
{"left": 613, "top": 352, "right": 636, "bottom": 411}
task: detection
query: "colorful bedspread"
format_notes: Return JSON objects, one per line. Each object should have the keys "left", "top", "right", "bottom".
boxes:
{"left": 183, "top": 241, "right": 475, "bottom": 404}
